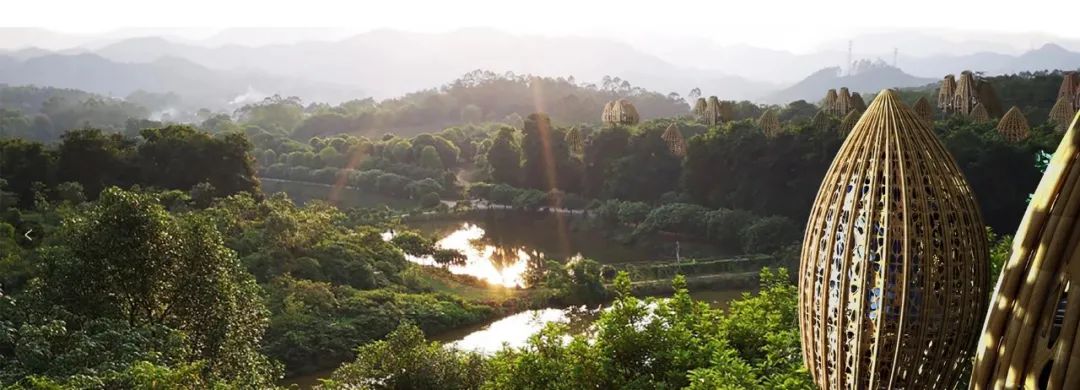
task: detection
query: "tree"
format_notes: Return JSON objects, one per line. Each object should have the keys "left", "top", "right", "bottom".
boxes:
{"left": 418, "top": 145, "right": 444, "bottom": 171}
{"left": 486, "top": 127, "right": 521, "bottom": 185}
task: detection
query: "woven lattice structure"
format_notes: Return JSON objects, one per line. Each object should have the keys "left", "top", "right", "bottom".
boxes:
{"left": 823, "top": 89, "right": 840, "bottom": 115}
{"left": 850, "top": 93, "right": 867, "bottom": 113}
{"left": 565, "top": 126, "right": 584, "bottom": 155}
{"left": 836, "top": 88, "right": 853, "bottom": 115}
{"left": 799, "top": 89, "right": 989, "bottom": 390}
{"left": 1050, "top": 96, "right": 1076, "bottom": 132}
{"left": 811, "top": 110, "right": 832, "bottom": 131}
{"left": 758, "top": 109, "right": 781, "bottom": 137}
{"left": 970, "top": 103, "right": 991, "bottom": 123}
{"left": 972, "top": 111, "right": 1080, "bottom": 390}
{"left": 995, "top": 106, "right": 1031, "bottom": 143}
{"left": 938, "top": 74, "right": 957, "bottom": 113}
{"left": 692, "top": 98, "right": 707, "bottom": 118}
{"left": 1060, "top": 72, "right": 1079, "bottom": 110}
{"left": 661, "top": 122, "right": 687, "bottom": 157}
{"left": 838, "top": 109, "right": 861, "bottom": 134}
{"left": 704, "top": 96, "right": 724, "bottom": 125}
{"left": 954, "top": 71, "right": 980, "bottom": 116}
{"left": 601, "top": 99, "right": 640, "bottom": 126}
{"left": 912, "top": 96, "right": 934, "bottom": 124}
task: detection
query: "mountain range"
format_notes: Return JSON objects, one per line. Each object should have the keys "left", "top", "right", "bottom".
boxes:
{"left": 1, "top": 28, "right": 1078, "bottom": 108}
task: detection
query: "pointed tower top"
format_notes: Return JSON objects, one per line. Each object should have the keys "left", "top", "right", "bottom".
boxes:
{"left": 996, "top": 106, "right": 1030, "bottom": 142}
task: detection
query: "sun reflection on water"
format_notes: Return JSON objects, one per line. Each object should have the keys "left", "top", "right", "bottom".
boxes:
{"left": 399, "top": 223, "right": 536, "bottom": 288}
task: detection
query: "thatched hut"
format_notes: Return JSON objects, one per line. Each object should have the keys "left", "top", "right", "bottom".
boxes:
{"left": 912, "top": 96, "right": 934, "bottom": 123}
{"left": 995, "top": 106, "right": 1030, "bottom": 142}
{"left": 1050, "top": 96, "right": 1076, "bottom": 132}
{"left": 972, "top": 111, "right": 1080, "bottom": 390}
{"left": 601, "top": 99, "right": 640, "bottom": 126}
{"left": 938, "top": 74, "right": 957, "bottom": 113}
{"left": 969, "top": 103, "right": 991, "bottom": 123}
{"left": 838, "top": 109, "right": 861, "bottom": 134}
{"left": 661, "top": 122, "right": 686, "bottom": 157}
{"left": 758, "top": 109, "right": 781, "bottom": 137}
{"left": 799, "top": 89, "right": 988, "bottom": 390}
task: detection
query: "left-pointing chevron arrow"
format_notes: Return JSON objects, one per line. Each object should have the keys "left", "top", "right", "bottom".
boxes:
{"left": 23, "top": 229, "right": 32, "bottom": 241}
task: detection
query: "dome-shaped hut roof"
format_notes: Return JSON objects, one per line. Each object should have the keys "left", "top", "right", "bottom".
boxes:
{"left": 800, "top": 89, "right": 989, "bottom": 390}
{"left": 810, "top": 110, "right": 831, "bottom": 131}
{"left": 565, "top": 126, "right": 583, "bottom": 155}
{"left": 995, "top": 106, "right": 1030, "bottom": 143}
{"left": 1049, "top": 96, "right": 1076, "bottom": 132}
{"left": 661, "top": 122, "right": 686, "bottom": 157}
{"left": 969, "top": 102, "right": 991, "bottom": 123}
{"left": 912, "top": 96, "right": 934, "bottom": 124}
{"left": 601, "top": 99, "right": 640, "bottom": 126}
{"left": 938, "top": 74, "right": 957, "bottom": 113}
{"left": 838, "top": 109, "right": 861, "bottom": 134}
{"left": 758, "top": 108, "right": 781, "bottom": 136}
{"left": 972, "top": 110, "right": 1080, "bottom": 389}
{"left": 849, "top": 92, "right": 867, "bottom": 112}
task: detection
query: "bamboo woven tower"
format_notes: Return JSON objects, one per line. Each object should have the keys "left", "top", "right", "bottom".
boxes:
{"left": 811, "top": 110, "right": 832, "bottom": 131}
{"left": 692, "top": 98, "right": 708, "bottom": 118}
{"left": 704, "top": 96, "right": 724, "bottom": 125}
{"left": 823, "top": 89, "right": 840, "bottom": 115}
{"left": 799, "top": 89, "right": 989, "bottom": 390}
{"left": 1060, "top": 72, "right": 1078, "bottom": 110}
{"left": 601, "top": 99, "right": 640, "bottom": 126}
{"left": 995, "top": 106, "right": 1031, "bottom": 143}
{"left": 970, "top": 103, "right": 991, "bottom": 123}
{"left": 758, "top": 108, "right": 781, "bottom": 137}
{"left": 661, "top": 122, "right": 687, "bottom": 157}
{"left": 720, "top": 101, "right": 735, "bottom": 123}
{"left": 839, "top": 109, "right": 861, "bottom": 134}
{"left": 1050, "top": 96, "right": 1076, "bottom": 132}
{"left": 850, "top": 93, "right": 867, "bottom": 112}
{"left": 565, "top": 126, "right": 584, "bottom": 155}
{"left": 971, "top": 111, "right": 1080, "bottom": 390}
{"left": 913, "top": 96, "right": 934, "bottom": 124}
{"left": 954, "top": 71, "right": 980, "bottom": 116}
{"left": 939, "top": 74, "right": 957, "bottom": 113}
{"left": 836, "top": 87, "right": 853, "bottom": 115}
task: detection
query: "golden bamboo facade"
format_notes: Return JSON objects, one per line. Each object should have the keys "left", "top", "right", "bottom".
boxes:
{"left": 661, "top": 122, "right": 687, "bottom": 157}
{"left": 971, "top": 111, "right": 1080, "bottom": 390}
{"left": 939, "top": 74, "right": 957, "bottom": 113}
{"left": 601, "top": 98, "right": 640, "bottom": 126}
{"left": 704, "top": 96, "right": 724, "bottom": 125}
{"left": 836, "top": 88, "right": 853, "bottom": 115}
{"left": 1050, "top": 97, "right": 1076, "bottom": 132}
{"left": 913, "top": 96, "right": 934, "bottom": 124}
{"left": 799, "top": 89, "right": 989, "bottom": 390}
{"left": 955, "top": 71, "right": 980, "bottom": 116}
{"left": 970, "top": 103, "right": 991, "bottom": 123}
{"left": 758, "top": 108, "right": 781, "bottom": 137}
{"left": 839, "top": 109, "right": 861, "bottom": 134}
{"left": 823, "top": 89, "right": 839, "bottom": 114}
{"left": 995, "top": 106, "right": 1031, "bottom": 143}
{"left": 1060, "top": 72, "right": 1078, "bottom": 111}
{"left": 692, "top": 98, "right": 708, "bottom": 118}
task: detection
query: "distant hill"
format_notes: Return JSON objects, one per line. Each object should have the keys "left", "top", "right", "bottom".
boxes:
{"left": 0, "top": 53, "right": 363, "bottom": 109}
{"left": 764, "top": 62, "right": 936, "bottom": 104}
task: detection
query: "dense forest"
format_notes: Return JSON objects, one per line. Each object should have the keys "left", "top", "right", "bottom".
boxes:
{"left": 0, "top": 68, "right": 1069, "bottom": 388}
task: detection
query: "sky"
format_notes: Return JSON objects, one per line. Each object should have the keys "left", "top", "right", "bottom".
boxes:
{"left": 2, "top": 0, "right": 1078, "bottom": 52}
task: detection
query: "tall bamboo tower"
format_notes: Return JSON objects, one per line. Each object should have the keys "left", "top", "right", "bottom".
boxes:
{"left": 758, "top": 108, "right": 781, "bottom": 137}
{"left": 1060, "top": 71, "right": 1079, "bottom": 111}
{"left": 692, "top": 97, "right": 708, "bottom": 118}
{"left": 704, "top": 96, "right": 724, "bottom": 125}
{"left": 823, "top": 89, "right": 840, "bottom": 116}
{"left": 912, "top": 96, "right": 934, "bottom": 124}
{"left": 971, "top": 111, "right": 1080, "bottom": 390}
{"left": 601, "top": 99, "right": 640, "bottom": 126}
{"left": 938, "top": 74, "right": 957, "bottom": 113}
{"left": 661, "top": 122, "right": 687, "bottom": 157}
{"left": 850, "top": 92, "right": 867, "bottom": 112}
{"left": 838, "top": 109, "right": 861, "bottom": 134}
{"left": 836, "top": 87, "right": 853, "bottom": 115}
{"left": 565, "top": 126, "right": 584, "bottom": 155}
{"left": 1050, "top": 96, "right": 1076, "bottom": 132}
{"left": 995, "top": 106, "right": 1030, "bottom": 143}
{"left": 799, "top": 89, "right": 989, "bottom": 390}
{"left": 719, "top": 101, "right": 735, "bottom": 123}
{"left": 954, "top": 71, "right": 980, "bottom": 116}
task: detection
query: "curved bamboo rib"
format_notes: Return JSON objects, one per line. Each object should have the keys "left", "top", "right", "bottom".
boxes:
{"left": 996, "top": 106, "right": 1031, "bottom": 143}
{"left": 971, "top": 103, "right": 991, "bottom": 123}
{"left": 799, "top": 89, "right": 989, "bottom": 390}
{"left": 972, "top": 111, "right": 1080, "bottom": 390}
{"left": 565, "top": 126, "right": 584, "bottom": 155}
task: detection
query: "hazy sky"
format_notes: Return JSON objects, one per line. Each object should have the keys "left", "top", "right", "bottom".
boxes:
{"left": 3, "top": 0, "right": 1078, "bottom": 52}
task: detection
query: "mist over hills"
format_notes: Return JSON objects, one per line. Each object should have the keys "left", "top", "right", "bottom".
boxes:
{"left": 1, "top": 27, "right": 1079, "bottom": 110}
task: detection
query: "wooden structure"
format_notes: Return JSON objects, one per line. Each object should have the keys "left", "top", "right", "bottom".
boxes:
{"left": 938, "top": 74, "right": 957, "bottom": 113}
{"left": 799, "top": 89, "right": 989, "bottom": 390}
{"left": 758, "top": 108, "right": 781, "bottom": 137}
{"left": 601, "top": 99, "right": 640, "bottom": 126}
{"left": 1050, "top": 96, "right": 1076, "bottom": 132}
{"left": 565, "top": 126, "right": 584, "bottom": 155}
{"left": 850, "top": 93, "right": 867, "bottom": 112}
{"left": 995, "top": 106, "right": 1031, "bottom": 143}
{"left": 971, "top": 111, "right": 1080, "bottom": 390}
{"left": 836, "top": 87, "right": 853, "bottom": 115}
{"left": 810, "top": 110, "right": 831, "bottom": 131}
{"left": 912, "top": 96, "right": 934, "bottom": 124}
{"left": 839, "top": 109, "right": 861, "bottom": 134}
{"left": 692, "top": 98, "right": 708, "bottom": 118}
{"left": 661, "top": 122, "right": 687, "bottom": 157}
{"left": 704, "top": 96, "right": 724, "bottom": 125}
{"left": 954, "top": 71, "right": 980, "bottom": 116}
{"left": 970, "top": 103, "right": 991, "bottom": 123}
{"left": 719, "top": 101, "right": 735, "bottom": 123}
{"left": 823, "top": 89, "right": 839, "bottom": 113}
{"left": 1060, "top": 72, "right": 1079, "bottom": 111}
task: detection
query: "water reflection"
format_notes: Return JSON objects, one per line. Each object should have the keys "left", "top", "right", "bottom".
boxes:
{"left": 440, "top": 306, "right": 601, "bottom": 354}
{"left": 402, "top": 223, "right": 537, "bottom": 287}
